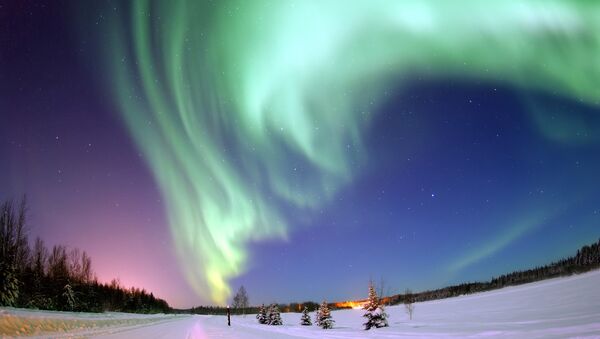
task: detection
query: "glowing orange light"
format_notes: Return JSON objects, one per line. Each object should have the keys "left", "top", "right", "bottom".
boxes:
{"left": 334, "top": 301, "right": 366, "bottom": 310}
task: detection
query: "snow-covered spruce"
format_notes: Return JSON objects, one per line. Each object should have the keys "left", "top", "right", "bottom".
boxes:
{"left": 300, "top": 306, "right": 312, "bottom": 326}
{"left": 318, "top": 301, "right": 335, "bottom": 329}
{"left": 62, "top": 283, "right": 77, "bottom": 311}
{"left": 0, "top": 261, "right": 19, "bottom": 306}
{"left": 314, "top": 305, "right": 321, "bottom": 327}
{"left": 362, "top": 282, "right": 389, "bottom": 330}
{"left": 268, "top": 304, "right": 283, "bottom": 325}
{"left": 256, "top": 304, "right": 268, "bottom": 324}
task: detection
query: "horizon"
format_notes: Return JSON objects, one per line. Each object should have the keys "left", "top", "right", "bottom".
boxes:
{"left": 2, "top": 0, "right": 600, "bottom": 309}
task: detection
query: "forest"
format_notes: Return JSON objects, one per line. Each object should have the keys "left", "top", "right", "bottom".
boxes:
{"left": 0, "top": 198, "right": 170, "bottom": 313}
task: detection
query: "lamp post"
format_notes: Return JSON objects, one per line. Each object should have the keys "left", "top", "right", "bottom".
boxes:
{"left": 227, "top": 305, "right": 231, "bottom": 326}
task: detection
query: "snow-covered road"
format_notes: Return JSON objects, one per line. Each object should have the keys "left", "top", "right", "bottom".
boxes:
{"left": 2, "top": 269, "right": 600, "bottom": 338}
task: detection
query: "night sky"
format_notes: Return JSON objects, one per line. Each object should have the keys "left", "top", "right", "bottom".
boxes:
{"left": 2, "top": 1, "right": 599, "bottom": 308}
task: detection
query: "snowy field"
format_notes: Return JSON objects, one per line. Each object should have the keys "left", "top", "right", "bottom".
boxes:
{"left": 2, "top": 270, "right": 600, "bottom": 338}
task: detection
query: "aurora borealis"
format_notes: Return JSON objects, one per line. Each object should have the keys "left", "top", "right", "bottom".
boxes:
{"left": 2, "top": 0, "right": 600, "bottom": 307}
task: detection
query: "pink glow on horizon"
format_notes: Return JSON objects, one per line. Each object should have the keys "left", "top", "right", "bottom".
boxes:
{"left": 22, "top": 174, "right": 199, "bottom": 309}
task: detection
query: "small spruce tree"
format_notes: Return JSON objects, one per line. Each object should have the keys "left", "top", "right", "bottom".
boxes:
{"left": 268, "top": 304, "right": 283, "bottom": 325}
{"left": 300, "top": 306, "right": 312, "bottom": 325}
{"left": 363, "top": 282, "right": 389, "bottom": 330}
{"left": 318, "top": 301, "right": 335, "bottom": 329}
{"left": 256, "top": 304, "right": 268, "bottom": 324}
{"left": 62, "top": 283, "right": 76, "bottom": 311}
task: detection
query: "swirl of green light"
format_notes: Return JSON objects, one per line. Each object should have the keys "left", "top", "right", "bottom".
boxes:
{"left": 104, "top": 0, "right": 599, "bottom": 304}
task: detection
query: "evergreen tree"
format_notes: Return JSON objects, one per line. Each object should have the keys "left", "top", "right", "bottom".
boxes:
{"left": 256, "top": 304, "right": 268, "bottom": 324}
{"left": 268, "top": 304, "right": 283, "bottom": 325}
{"left": 0, "top": 261, "right": 19, "bottom": 306}
{"left": 363, "top": 282, "right": 389, "bottom": 330}
{"left": 300, "top": 306, "right": 312, "bottom": 325}
{"left": 318, "top": 301, "right": 335, "bottom": 329}
{"left": 62, "top": 283, "right": 76, "bottom": 311}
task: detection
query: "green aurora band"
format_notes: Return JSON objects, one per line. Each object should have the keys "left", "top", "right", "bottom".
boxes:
{"left": 103, "top": 0, "right": 600, "bottom": 304}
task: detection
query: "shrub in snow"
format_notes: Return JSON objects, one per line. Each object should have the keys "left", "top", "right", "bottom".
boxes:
{"left": 363, "top": 282, "right": 389, "bottom": 330}
{"left": 300, "top": 306, "right": 312, "bottom": 325}
{"left": 268, "top": 304, "right": 283, "bottom": 325}
{"left": 318, "top": 301, "right": 335, "bottom": 329}
{"left": 256, "top": 304, "right": 268, "bottom": 324}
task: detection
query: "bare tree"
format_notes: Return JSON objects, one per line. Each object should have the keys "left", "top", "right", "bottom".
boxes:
{"left": 67, "top": 248, "right": 93, "bottom": 283}
{"left": 0, "top": 198, "right": 29, "bottom": 306}
{"left": 32, "top": 237, "right": 48, "bottom": 274}
{"left": 232, "top": 285, "right": 249, "bottom": 314}
{"left": 69, "top": 248, "right": 82, "bottom": 282}
{"left": 404, "top": 288, "right": 415, "bottom": 320}
{"left": 0, "top": 199, "right": 29, "bottom": 267}
{"left": 80, "top": 251, "right": 93, "bottom": 283}
{"left": 31, "top": 237, "right": 48, "bottom": 293}
{"left": 48, "top": 245, "right": 69, "bottom": 281}
{"left": 377, "top": 277, "right": 392, "bottom": 306}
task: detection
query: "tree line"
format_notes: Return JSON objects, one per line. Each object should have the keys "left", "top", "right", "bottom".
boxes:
{"left": 388, "top": 238, "right": 600, "bottom": 305}
{"left": 0, "top": 198, "right": 170, "bottom": 313}
{"left": 186, "top": 286, "right": 324, "bottom": 315}
{"left": 186, "top": 300, "right": 324, "bottom": 315}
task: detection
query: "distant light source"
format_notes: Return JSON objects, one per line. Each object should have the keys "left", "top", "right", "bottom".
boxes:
{"left": 335, "top": 301, "right": 366, "bottom": 310}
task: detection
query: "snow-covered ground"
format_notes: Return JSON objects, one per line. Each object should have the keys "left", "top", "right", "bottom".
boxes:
{"left": 2, "top": 270, "right": 600, "bottom": 338}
